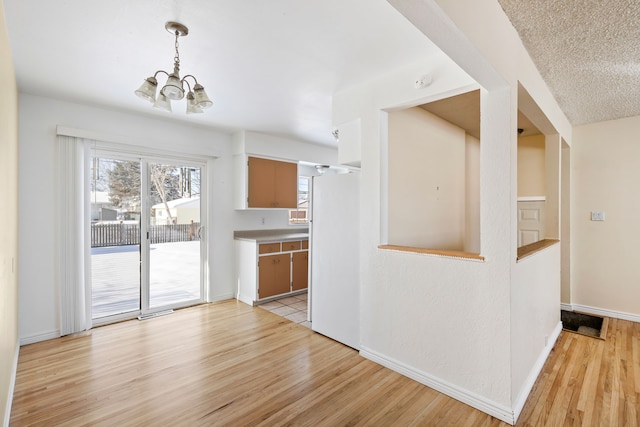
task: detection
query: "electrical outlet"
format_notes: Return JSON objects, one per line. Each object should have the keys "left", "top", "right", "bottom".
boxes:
{"left": 591, "top": 211, "right": 605, "bottom": 221}
{"left": 261, "top": 217, "right": 265, "bottom": 225}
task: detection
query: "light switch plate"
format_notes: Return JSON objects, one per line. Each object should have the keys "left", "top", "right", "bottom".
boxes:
{"left": 591, "top": 211, "right": 605, "bottom": 221}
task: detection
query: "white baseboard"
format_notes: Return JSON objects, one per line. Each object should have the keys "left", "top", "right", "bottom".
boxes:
{"left": 560, "top": 303, "right": 573, "bottom": 312}
{"left": 561, "top": 303, "right": 640, "bottom": 323}
{"left": 235, "top": 294, "right": 255, "bottom": 306}
{"left": 209, "top": 293, "right": 235, "bottom": 303}
{"left": 19, "top": 329, "right": 60, "bottom": 346}
{"left": 359, "top": 346, "right": 515, "bottom": 424}
{"left": 4, "top": 342, "right": 19, "bottom": 427}
{"left": 512, "top": 321, "right": 562, "bottom": 423}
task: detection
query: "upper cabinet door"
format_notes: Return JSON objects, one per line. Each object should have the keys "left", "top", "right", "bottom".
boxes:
{"left": 248, "top": 156, "right": 276, "bottom": 208}
{"left": 247, "top": 156, "right": 297, "bottom": 208}
{"left": 274, "top": 161, "right": 298, "bottom": 208}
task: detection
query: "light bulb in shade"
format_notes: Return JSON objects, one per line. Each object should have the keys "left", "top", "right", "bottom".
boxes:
{"left": 186, "top": 92, "right": 203, "bottom": 114}
{"left": 134, "top": 77, "right": 158, "bottom": 103}
{"left": 161, "top": 74, "right": 185, "bottom": 100}
{"left": 193, "top": 84, "right": 213, "bottom": 108}
{"left": 153, "top": 92, "right": 172, "bottom": 112}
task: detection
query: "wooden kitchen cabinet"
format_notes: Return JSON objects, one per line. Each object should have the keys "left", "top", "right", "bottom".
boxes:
{"left": 258, "top": 253, "right": 291, "bottom": 299}
{"left": 247, "top": 156, "right": 297, "bottom": 208}
{"left": 292, "top": 250, "right": 308, "bottom": 291}
{"left": 235, "top": 235, "right": 309, "bottom": 305}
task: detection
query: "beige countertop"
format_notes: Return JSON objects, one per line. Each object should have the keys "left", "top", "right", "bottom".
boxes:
{"left": 234, "top": 228, "right": 309, "bottom": 242}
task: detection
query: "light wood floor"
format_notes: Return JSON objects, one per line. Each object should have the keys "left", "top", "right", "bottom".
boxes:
{"left": 10, "top": 301, "right": 640, "bottom": 426}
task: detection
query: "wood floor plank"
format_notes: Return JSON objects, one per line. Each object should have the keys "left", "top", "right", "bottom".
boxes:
{"left": 519, "top": 332, "right": 573, "bottom": 426}
{"left": 634, "top": 325, "right": 640, "bottom": 395}
{"left": 546, "top": 332, "right": 584, "bottom": 426}
{"left": 9, "top": 300, "right": 640, "bottom": 426}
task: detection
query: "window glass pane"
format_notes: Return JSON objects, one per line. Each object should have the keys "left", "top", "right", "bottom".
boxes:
{"left": 290, "top": 176, "right": 310, "bottom": 224}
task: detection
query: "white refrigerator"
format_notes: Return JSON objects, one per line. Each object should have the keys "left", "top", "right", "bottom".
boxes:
{"left": 310, "top": 172, "right": 360, "bottom": 349}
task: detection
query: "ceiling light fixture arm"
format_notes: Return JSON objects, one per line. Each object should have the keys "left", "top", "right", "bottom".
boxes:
{"left": 182, "top": 78, "right": 193, "bottom": 93}
{"left": 182, "top": 74, "right": 199, "bottom": 87}
{"left": 152, "top": 70, "right": 171, "bottom": 80}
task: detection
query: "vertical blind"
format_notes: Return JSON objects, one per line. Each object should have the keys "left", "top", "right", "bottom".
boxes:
{"left": 57, "top": 135, "right": 92, "bottom": 335}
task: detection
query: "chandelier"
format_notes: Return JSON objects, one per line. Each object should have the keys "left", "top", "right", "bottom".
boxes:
{"left": 135, "top": 22, "right": 213, "bottom": 114}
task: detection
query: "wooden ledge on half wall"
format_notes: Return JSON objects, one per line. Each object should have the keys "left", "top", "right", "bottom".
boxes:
{"left": 378, "top": 245, "right": 484, "bottom": 261}
{"left": 517, "top": 239, "right": 559, "bottom": 261}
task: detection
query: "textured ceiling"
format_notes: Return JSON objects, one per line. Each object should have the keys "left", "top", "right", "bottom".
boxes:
{"left": 498, "top": 0, "right": 640, "bottom": 126}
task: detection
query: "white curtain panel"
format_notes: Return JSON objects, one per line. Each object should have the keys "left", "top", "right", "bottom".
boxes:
{"left": 57, "top": 135, "right": 92, "bottom": 335}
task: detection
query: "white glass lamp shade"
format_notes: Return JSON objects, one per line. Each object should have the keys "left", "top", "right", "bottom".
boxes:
{"left": 186, "top": 92, "right": 203, "bottom": 114}
{"left": 161, "top": 74, "right": 185, "bottom": 100}
{"left": 193, "top": 84, "right": 213, "bottom": 108}
{"left": 134, "top": 77, "right": 158, "bottom": 103}
{"left": 153, "top": 92, "right": 172, "bottom": 112}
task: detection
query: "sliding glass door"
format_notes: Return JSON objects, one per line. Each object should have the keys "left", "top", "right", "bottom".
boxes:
{"left": 90, "top": 151, "right": 205, "bottom": 323}
{"left": 90, "top": 156, "right": 142, "bottom": 318}
{"left": 147, "top": 162, "right": 202, "bottom": 309}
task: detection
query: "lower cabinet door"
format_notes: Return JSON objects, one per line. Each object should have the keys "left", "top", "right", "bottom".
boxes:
{"left": 292, "top": 251, "right": 308, "bottom": 291}
{"left": 258, "top": 253, "right": 291, "bottom": 298}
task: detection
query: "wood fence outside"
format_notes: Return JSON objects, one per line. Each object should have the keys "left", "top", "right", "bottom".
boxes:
{"left": 91, "top": 223, "right": 201, "bottom": 247}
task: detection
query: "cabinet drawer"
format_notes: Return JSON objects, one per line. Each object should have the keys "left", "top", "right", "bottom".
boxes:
{"left": 301, "top": 239, "right": 308, "bottom": 249}
{"left": 259, "top": 243, "right": 281, "bottom": 254}
{"left": 282, "top": 241, "right": 301, "bottom": 251}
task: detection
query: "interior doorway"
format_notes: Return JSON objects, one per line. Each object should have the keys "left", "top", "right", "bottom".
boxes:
{"left": 90, "top": 151, "right": 205, "bottom": 324}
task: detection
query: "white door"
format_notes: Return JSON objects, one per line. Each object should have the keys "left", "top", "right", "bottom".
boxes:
{"left": 517, "top": 200, "right": 545, "bottom": 247}
{"left": 310, "top": 172, "right": 360, "bottom": 349}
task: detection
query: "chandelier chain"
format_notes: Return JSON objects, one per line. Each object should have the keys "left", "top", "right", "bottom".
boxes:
{"left": 173, "top": 31, "right": 180, "bottom": 74}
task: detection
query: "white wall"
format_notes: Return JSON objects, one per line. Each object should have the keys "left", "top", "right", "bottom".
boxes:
{"left": 0, "top": 0, "right": 19, "bottom": 422}
{"left": 545, "top": 134, "right": 561, "bottom": 240}
{"left": 510, "top": 245, "right": 561, "bottom": 411}
{"left": 403, "top": 2, "right": 571, "bottom": 421}
{"left": 387, "top": 107, "right": 466, "bottom": 249}
{"left": 233, "top": 130, "right": 338, "bottom": 166}
{"left": 465, "top": 134, "right": 480, "bottom": 253}
{"left": 333, "top": 0, "right": 573, "bottom": 422}
{"left": 335, "top": 53, "right": 515, "bottom": 419}
{"left": 18, "top": 94, "right": 337, "bottom": 343}
{"left": 572, "top": 116, "right": 640, "bottom": 319}
{"left": 560, "top": 142, "right": 571, "bottom": 304}
{"left": 517, "top": 135, "right": 545, "bottom": 197}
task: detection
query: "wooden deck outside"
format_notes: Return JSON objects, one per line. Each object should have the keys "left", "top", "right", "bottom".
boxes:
{"left": 91, "top": 241, "right": 201, "bottom": 318}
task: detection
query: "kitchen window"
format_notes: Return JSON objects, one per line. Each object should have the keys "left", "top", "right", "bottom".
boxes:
{"left": 289, "top": 176, "right": 310, "bottom": 225}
